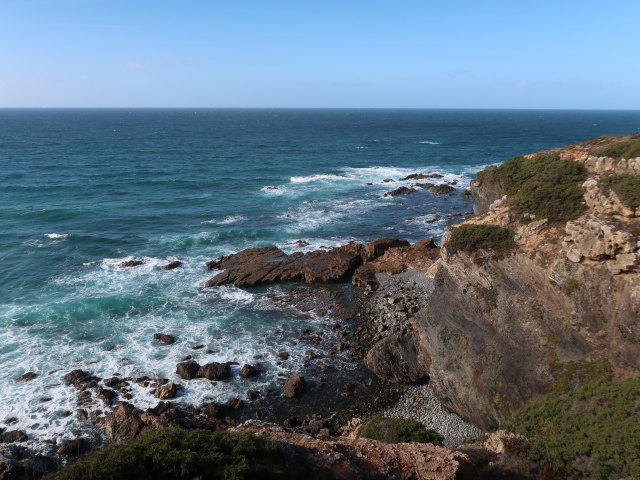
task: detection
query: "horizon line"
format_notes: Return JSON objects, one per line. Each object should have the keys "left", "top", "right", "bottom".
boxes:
{"left": 1, "top": 107, "right": 640, "bottom": 112}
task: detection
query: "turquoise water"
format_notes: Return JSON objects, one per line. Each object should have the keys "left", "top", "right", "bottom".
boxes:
{"left": 1, "top": 108, "right": 639, "bottom": 445}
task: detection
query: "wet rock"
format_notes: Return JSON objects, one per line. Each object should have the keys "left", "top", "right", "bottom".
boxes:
{"left": 283, "top": 416, "right": 301, "bottom": 428}
{"left": 283, "top": 374, "right": 306, "bottom": 398}
{"left": 240, "top": 364, "right": 260, "bottom": 378}
{"left": 226, "top": 398, "right": 244, "bottom": 410}
{"left": 153, "top": 333, "right": 175, "bottom": 345}
{"left": 400, "top": 173, "right": 444, "bottom": 180}
{"left": 160, "top": 260, "right": 182, "bottom": 270}
{"left": 57, "top": 438, "right": 89, "bottom": 456}
{"left": 94, "top": 387, "right": 117, "bottom": 407}
{"left": 198, "top": 362, "right": 231, "bottom": 381}
{"left": 63, "top": 370, "right": 99, "bottom": 389}
{"left": 14, "top": 372, "right": 38, "bottom": 383}
{"left": 118, "top": 259, "right": 144, "bottom": 268}
{"left": 247, "top": 390, "right": 260, "bottom": 401}
{"left": 103, "top": 402, "right": 146, "bottom": 442}
{"left": 176, "top": 360, "right": 201, "bottom": 380}
{"left": 201, "top": 402, "right": 223, "bottom": 418}
{"left": 0, "top": 431, "right": 27, "bottom": 443}
{"left": 278, "top": 352, "right": 290, "bottom": 360}
{"left": 384, "top": 186, "right": 417, "bottom": 197}
{"left": 103, "top": 377, "right": 121, "bottom": 388}
{"left": 429, "top": 184, "right": 456, "bottom": 195}
{"left": 154, "top": 383, "right": 181, "bottom": 400}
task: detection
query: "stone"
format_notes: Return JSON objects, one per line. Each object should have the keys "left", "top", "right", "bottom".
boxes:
{"left": 283, "top": 374, "right": 306, "bottom": 398}
{"left": 63, "top": 370, "right": 99, "bottom": 389}
{"left": 240, "top": 364, "right": 260, "bottom": 378}
{"left": 0, "top": 430, "right": 27, "bottom": 443}
{"left": 160, "top": 260, "right": 183, "bottom": 270}
{"left": 278, "top": 351, "right": 290, "bottom": 360}
{"left": 103, "top": 403, "right": 146, "bottom": 442}
{"left": 14, "top": 372, "right": 38, "bottom": 382}
{"left": 153, "top": 333, "right": 175, "bottom": 345}
{"left": 201, "top": 402, "right": 223, "bottom": 418}
{"left": 384, "top": 186, "right": 417, "bottom": 196}
{"left": 57, "top": 438, "right": 89, "bottom": 456}
{"left": 118, "top": 259, "right": 144, "bottom": 268}
{"left": 198, "top": 362, "right": 231, "bottom": 381}
{"left": 566, "top": 248, "right": 583, "bottom": 263}
{"left": 247, "top": 390, "right": 260, "bottom": 401}
{"left": 226, "top": 398, "right": 244, "bottom": 410}
{"left": 365, "top": 332, "right": 431, "bottom": 384}
{"left": 176, "top": 360, "right": 201, "bottom": 380}
{"left": 154, "top": 383, "right": 181, "bottom": 400}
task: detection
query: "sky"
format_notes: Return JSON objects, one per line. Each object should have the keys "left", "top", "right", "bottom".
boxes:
{"left": 1, "top": 0, "right": 639, "bottom": 109}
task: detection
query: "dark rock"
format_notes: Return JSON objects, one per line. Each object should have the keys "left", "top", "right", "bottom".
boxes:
{"left": 247, "top": 390, "right": 260, "bottom": 401}
{"left": 103, "top": 402, "right": 145, "bottom": 442}
{"left": 282, "top": 416, "right": 301, "bottom": 428}
{"left": 191, "top": 344, "right": 205, "bottom": 350}
{"left": 176, "top": 360, "right": 201, "bottom": 380}
{"left": 384, "top": 186, "right": 417, "bottom": 197}
{"left": 429, "top": 184, "right": 456, "bottom": 195}
{"left": 198, "top": 362, "right": 231, "bottom": 381}
{"left": 153, "top": 333, "right": 175, "bottom": 345}
{"left": 94, "top": 387, "right": 117, "bottom": 407}
{"left": 201, "top": 402, "right": 223, "bottom": 418}
{"left": 118, "top": 259, "right": 144, "bottom": 268}
{"left": 304, "top": 419, "right": 326, "bottom": 435}
{"left": 153, "top": 383, "right": 181, "bottom": 400}
{"left": 63, "top": 370, "right": 99, "bottom": 389}
{"left": 226, "top": 398, "right": 244, "bottom": 410}
{"left": 160, "top": 260, "right": 182, "bottom": 270}
{"left": 282, "top": 374, "right": 305, "bottom": 398}
{"left": 362, "top": 238, "right": 410, "bottom": 262}
{"left": 400, "top": 173, "right": 443, "bottom": 180}
{"left": 240, "top": 364, "right": 260, "bottom": 378}
{"left": 365, "top": 332, "right": 431, "bottom": 384}
{"left": 103, "top": 377, "right": 121, "bottom": 388}
{"left": 57, "top": 438, "right": 89, "bottom": 456}
{"left": 278, "top": 352, "right": 290, "bottom": 360}
{"left": 14, "top": 372, "right": 38, "bottom": 382}
{"left": 0, "top": 430, "right": 27, "bottom": 443}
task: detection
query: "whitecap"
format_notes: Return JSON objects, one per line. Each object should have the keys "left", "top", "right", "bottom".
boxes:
{"left": 419, "top": 140, "right": 441, "bottom": 145}
{"left": 44, "top": 233, "right": 69, "bottom": 239}
{"left": 260, "top": 186, "right": 286, "bottom": 195}
{"left": 290, "top": 174, "right": 349, "bottom": 184}
{"left": 201, "top": 215, "right": 247, "bottom": 225}
{"left": 355, "top": 146, "right": 368, "bottom": 149}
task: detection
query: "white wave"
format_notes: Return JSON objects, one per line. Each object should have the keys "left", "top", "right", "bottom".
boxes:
{"left": 260, "top": 185, "right": 287, "bottom": 195}
{"left": 355, "top": 146, "right": 368, "bottom": 149}
{"left": 44, "top": 233, "right": 69, "bottom": 239}
{"left": 290, "top": 174, "right": 348, "bottom": 184}
{"left": 201, "top": 215, "right": 247, "bottom": 225}
{"left": 419, "top": 140, "right": 441, "bottom": 145}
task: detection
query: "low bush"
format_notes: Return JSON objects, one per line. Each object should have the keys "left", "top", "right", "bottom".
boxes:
{"left": 446, "top": 225, "right": 517, "bottom": 254}
{"left": 598, "top": 174, "right": 640, "bottom": 208}
{"left": 562, "top": 278, "right": 582, "bottom": 295}
{"left": 476, "top": 152, "right": 588, "bottom": 223}
{"left": 591, "top": 138, "right": 640, "bottom": 160}
{"left": 357, "top": 416, "right": 444, "bottom": 445}
{"left": 506, "top": 375, "right": 640, "bottom": 479}
{"left": 45, "top": 429, "right": 284, "bottom": 480}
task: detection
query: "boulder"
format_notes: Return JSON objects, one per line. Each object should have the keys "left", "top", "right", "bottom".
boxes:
{"left": 153, "top": 383, "right": 181, "bottom": 400}
{"left": 365, "top": 332, "right": 431, "bottom": 384}
{"left": 63, "top": 370, "right": 99, "bottom": 389}
{"left": 198, "top": 362, "right": 231, "bottom": 381}
{"left": 0, "top": 431, "right": 27, "bottom": 443}
{"left": 103, "top": 403, "right": 146, "bottom": 442}
{"left": 160, "top": 260, "right": 182, "bottom": 270}
{"left": 118, "top": 259, "right": 144, "bottom": 268}
{"left": 57, "top": 438, "right": 89, "bottom": 456}
{"left": 14, "top": 372, "right": 38, "bottom": 382}
{"left": 201, "top": 402, "right": 223, "bottom": 418}
{"left": 153, "top": 333, "right": 175, "bottom": 345}
{"left": 384, "top": 186, "right": 417, "bottom": 197}
{"left": 176, "top": 360, "right": 201, "bottom": 380}
{"left": 226, "top": 398, "right": 244, "bottom": 410}
{"left": 240, "top": 364, "right": 260, "bottom": 378}
{"left": 282, "top": 374, "right": 306, "bottom": 398}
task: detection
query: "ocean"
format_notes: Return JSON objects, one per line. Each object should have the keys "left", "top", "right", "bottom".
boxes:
{"left": 1, "top": 108, "right": 639, "bottom": 447}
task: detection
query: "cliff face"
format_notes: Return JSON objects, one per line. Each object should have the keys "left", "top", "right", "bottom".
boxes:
{"left": 412, "top": 135, "right": 640, "bottom": 429}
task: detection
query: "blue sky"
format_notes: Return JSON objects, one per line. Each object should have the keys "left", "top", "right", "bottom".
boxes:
{"left": 1, "top": 0, "right": 639, "bottom": 108}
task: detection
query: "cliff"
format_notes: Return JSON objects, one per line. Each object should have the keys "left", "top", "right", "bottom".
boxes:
{"left": 408, "top": 134, "right": 640, "bottom": 429}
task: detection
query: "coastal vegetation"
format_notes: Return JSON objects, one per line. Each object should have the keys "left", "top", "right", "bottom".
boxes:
{"left": 598, "top": 174, "right": 640, "bottom": 208}
{"left": 357, "top": 416, "right": 444, "bottom": 445}
{"left": 590, "top": 137, "right": 640, "bottom": 160}
{"left": 45, "top": 429, "right": 284, "bottom": 480}
{"left": 506, "top": 375, "right": 640, "bottom": 479}
{"left": 446, "top": 224, "right": 517, "bottom": 253}
{"left": 476, "top": 152, "right": 588, "bottom": 223}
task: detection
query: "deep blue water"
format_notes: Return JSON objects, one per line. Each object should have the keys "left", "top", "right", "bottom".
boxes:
{"left": 1, "top": 108, "right": 639, "bottom": 444}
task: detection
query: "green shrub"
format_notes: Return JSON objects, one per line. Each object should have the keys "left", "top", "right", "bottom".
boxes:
{"left": 357, "top": 416, "right": 444, "bottom": 445}
{"left": 476, "top": 152, "right": 588, "bottom": 223}
{"left": 591, "top": 138, "right": 640, "bottom": 159}
{"left": 598, "top": 174, "right": 640, "bottom": 208}
{"left": 505, "top": 375, "right": 640, "bottom": 479}
{"left": 446, "top": 225, "right": 517, "bottom": 254}
{"left": 563, "top": 278, "right": 582, "bottom": 295}
{"left": 45, "top": 429, "right": 284, "bottom": 480}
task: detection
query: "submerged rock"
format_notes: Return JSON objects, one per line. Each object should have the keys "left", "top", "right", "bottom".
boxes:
{"left": 153, "top": 333, "right": 175, "bottom": 345}
{"left": 118, "top": 259, "right": 144, "bottom": 268}
{"left": 160, "top": 260, "right": 182, "bottom": 270}
{"left": 384, "top": 186, "right": 417, "bottom": 196}
{"left": 198, "top": 362, "right": 232, "bottom": 381}
{"left": 14, "top": 372, "right": 38, "bottom": 382}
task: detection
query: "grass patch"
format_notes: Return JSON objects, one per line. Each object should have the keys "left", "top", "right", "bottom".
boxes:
{"left": 45, "top": 429, "right": 284, "bottom": 480}
{"left": 598, "top": 174, "right": 640, "bottom": 208}
{"left": 505, "top": 375, "right": 640, "bottom": 479}
{"left": 563, "top": 278, "right": 582, "bottom": 295}
{"left": 476, "top": 152, "right": 588, "bottom": 223}
{"left": 357, "top": 416, "right": 444, "bottom": 445}
{"left": 591, "top": 138, "right": 640, "bottom": 160}
{"left": 446, "top": 225, "right": 517, "bottom": 254}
